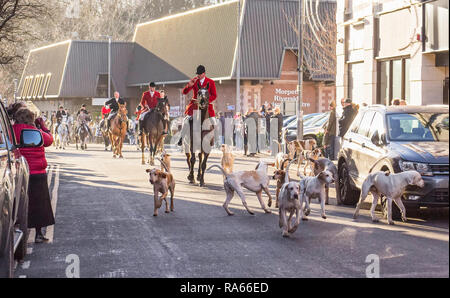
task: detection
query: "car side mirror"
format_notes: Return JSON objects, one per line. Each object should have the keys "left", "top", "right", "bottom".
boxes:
{"left": 20, "top": 129, "right": 44, "bottom": 148}
{"left": 371, "top": 131, "right": 382, "bottom": 146}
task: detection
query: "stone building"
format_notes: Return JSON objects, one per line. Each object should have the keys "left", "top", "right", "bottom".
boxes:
{"left": 17, "top": 0, "right": 336, "bottom": 118}
{"left": 336, "top": 0, "right": 448, "bottom": 106}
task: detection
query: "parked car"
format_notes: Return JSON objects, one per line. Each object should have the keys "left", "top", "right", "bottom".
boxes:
{"left": 0, "top": 102, "right": 44, "bottom": 277}
{"left": 283, "top": 112, "right": 330, "bottom": 143}
{"left": 337, "top": 105, "right": 449, "bottom": 218}
{"left": 282, "top": 113, "right": 320, "bottom": 128}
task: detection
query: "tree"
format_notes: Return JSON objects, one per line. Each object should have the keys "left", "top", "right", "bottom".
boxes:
{"left": 0, "top": 0, "right": 215, "bottom": 100}
{"left": 0, "top": 0, "right": 49, "bottom": 65}
{"left": 283, "top": 0, "right": 337, "bottom": 80}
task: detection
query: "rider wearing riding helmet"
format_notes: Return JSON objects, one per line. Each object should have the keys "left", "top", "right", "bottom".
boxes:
{"left": 55, "top": 105, "right": 69, "bottom": 133}
{"left": 77, "top": 104, "right": 93, "bottom": 138}
{"left": 159, "top": 90, "right": 171, "bottom": 135}
{"left": 137, "top": 82, "right": 161, "bottom": 134}
{"left": 177, "top": 65, "right": 217, "bottom": 146}
{"left": 104, "top": 91, "right": 126, "bottom": 130}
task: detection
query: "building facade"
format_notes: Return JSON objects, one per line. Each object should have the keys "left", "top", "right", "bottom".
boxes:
{"left": 336, "top": 0, "right": 449, "bottom": 106}
{"left": 17, "top": 0, "right": 337, "bottom": 119}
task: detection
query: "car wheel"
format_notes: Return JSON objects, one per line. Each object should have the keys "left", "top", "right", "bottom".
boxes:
{"left": 0, "top": 226, "right": 14, "bottom": 278}
{"left": 338, "top": 162, "right": 360, "bottom": 205}
{"left": 15, "top": 184, "right": 29, "bottom": 261}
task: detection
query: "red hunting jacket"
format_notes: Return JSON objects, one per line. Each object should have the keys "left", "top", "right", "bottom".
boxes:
{"left": 13, "top": 124, "right": 53, "bottom": 175}
{"left": 182, "top": 77, "right": 217, "bottom": 117}
{"left": 140, "top": 91, "right": 161, "bottom": 110}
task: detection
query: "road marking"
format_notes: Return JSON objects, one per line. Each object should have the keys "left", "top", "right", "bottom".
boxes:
{"left": 47, "top": 164, "right": 54, "bottom": 186}
{"left": 18, "top": 275, "right": 27, "bottom": 278}
{"left": 45, "top": 164, "right": 60, "bottom": 243}
{"left": 26, "top": 247, "right": 33, "bottom": 255}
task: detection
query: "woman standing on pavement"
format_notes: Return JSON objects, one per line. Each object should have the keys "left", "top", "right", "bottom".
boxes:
{"left": 323, "top": 100, "right": 337, "bottom": 160}
{"left": 13, "top": 107, "right": 55, "bottom": 243}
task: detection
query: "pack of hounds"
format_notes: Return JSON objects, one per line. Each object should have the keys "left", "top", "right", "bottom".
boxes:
{"left": 145, "top": 140, "right": 425, "bottom": 238}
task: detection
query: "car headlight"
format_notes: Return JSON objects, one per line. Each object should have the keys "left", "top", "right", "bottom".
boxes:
{"left": 399, "top": 161, "right": 432, "bottom": 176}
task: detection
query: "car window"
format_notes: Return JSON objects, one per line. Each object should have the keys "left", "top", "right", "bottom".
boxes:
{"left": 356, "top": 111, "right": 375, "bottom": 137}
{"left": 350, "top": 112, "right": 364, "bottom": 133}
{"left": 368, "top": 112, "right": 385, "bottom": 138}
{"left": 387, "top": 112, "right": 449, "bottom": 142}
{"left": 0, "top": 120, "right": 6, "bottom": 150}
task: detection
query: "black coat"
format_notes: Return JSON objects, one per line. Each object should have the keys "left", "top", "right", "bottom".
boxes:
{"left": 339, "top": 105, "right": 358, "bottom": 137}
{"left": 105, "top": 97, "right": 125, "bottom": 113}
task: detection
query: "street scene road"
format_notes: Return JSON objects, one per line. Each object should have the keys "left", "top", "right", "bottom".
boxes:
{"left": 15, "top": 144, "right": 449, "bottom": 278}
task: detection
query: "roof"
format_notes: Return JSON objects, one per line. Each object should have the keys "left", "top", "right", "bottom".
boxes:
{"left": 130, "top": 0, "right": 336, "bottom": 84}
{"left": 129, "top": 0, "right": 239, "bottom": 85}
{"left": 18, "top": 40, "right": 71, "bottom": 99}
{"left": 18, "top": 40, "right": 135, "bottom": 99}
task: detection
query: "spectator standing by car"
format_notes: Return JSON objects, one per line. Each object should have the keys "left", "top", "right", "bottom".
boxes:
{"left": 12, "top": 107, "right": 54, "bottom": 243}
{"left": 339, "top": 99, "right": 358, "bottom": 137}
{"left": 323, "top": 100, "right": 337, "bottom": 159}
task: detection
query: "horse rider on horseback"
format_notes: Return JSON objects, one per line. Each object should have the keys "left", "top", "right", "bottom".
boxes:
{"left": 158, "top": 90, "right": 171, "bottom": 135}
{"left": 137, "top": 82, "right": 168, "bottom": 135}
{"left": 76, "top": 104, "right": 93, "bottom": 138}
{"left": 55, "top": 105, "right": 70, "bottom": 133}
{"left": 177, "top": 65, "right": 217, "bottom": 146}
{"left": 105, "top": 91, "right": 127, "bottom": 131}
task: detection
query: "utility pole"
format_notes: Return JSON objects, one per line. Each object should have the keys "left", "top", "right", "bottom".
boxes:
{"left": 236, "top": 0, "right": 242, "bottom": 114}
{"left": 297, "top": 0, "right": 304, "bottom": 141}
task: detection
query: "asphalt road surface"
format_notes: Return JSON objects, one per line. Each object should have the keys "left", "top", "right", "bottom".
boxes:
{"left": 15, "top": 144, "right": 449, "bottom": 278}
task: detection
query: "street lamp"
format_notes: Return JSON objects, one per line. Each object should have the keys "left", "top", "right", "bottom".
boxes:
{"left": 99, "top": 35, "right": 112, "bottom": 100}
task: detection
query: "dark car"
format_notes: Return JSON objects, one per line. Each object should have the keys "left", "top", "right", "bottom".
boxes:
{"left": 338, "top": 105, "right": 449, "bottom": 218}
{"left": 0, "top": 102, "right": 44, "bottom": 277}
{"left": 283, "top": 112, "right": 330, "bottom": 143}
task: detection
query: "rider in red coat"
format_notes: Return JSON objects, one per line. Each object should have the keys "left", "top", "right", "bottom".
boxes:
{"left": 182, "top": 65, "right": 217, "bottom": 118}
{"left": 177, "top": 65, "right": 217, "bottom": 146}
{"left": 137, "top": 82, "right": 161, "bottom": 134}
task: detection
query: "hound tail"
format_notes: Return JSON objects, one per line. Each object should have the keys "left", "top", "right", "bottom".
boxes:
{"left": 157, "top": 157, "right": 170, "bottom": 173}
{"left": 284, "top": 158, "right": 297, "bottom": 184}
{"left": 207, "top": 165, "right": 229, "bottom": 177}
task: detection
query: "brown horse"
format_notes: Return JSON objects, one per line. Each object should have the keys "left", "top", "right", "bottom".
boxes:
{"left": 108, "top": 103, "right": 128, "bottom": 158}
{"left": 184, "top": 82, "right": 215, "bottom": 187}
{"left": 140, "top": 99, "right": 166, "bottom": 165}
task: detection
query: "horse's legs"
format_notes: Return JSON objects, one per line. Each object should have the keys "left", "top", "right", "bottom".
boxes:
{"left": 197, "top": 153, "right": 203, "bottom": 182}
{"left": 187, "top": 152, "right": 196, "bottom": 184}
{"left": 199, "top": 153, "right": 209, "bottom": 187}
{"left": 140, "top": 133, "right": 146, "bottom": 164}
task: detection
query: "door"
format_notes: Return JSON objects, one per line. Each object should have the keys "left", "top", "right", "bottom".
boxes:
{"left": 362, "top": 112, "right": 389, "bottom": 176}
{"left": 350, "top": 110, "right": 375, "bottom": 187}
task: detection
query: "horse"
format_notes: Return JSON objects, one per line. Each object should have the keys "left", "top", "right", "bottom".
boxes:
{"left": 99, "top": 118, "right": 111, "bottom": 151}
{"left": 108, "top": 103, "right": 128, "bottom": 158}
{"left": 139, "top": 99, "right": 166, "bottom": 165}
{"left": 55, "top": 120, "right": 69, "bottom": 150}
{"left": 75, "top": 119, "right": 90, "bottom": 150}
{"left": 184, "top": 82, "right": 215, "bottom": 187}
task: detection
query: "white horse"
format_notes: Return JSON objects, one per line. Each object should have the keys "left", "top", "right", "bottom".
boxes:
{"left": 55, "top": 119, "right": 69, "bottom": 150}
